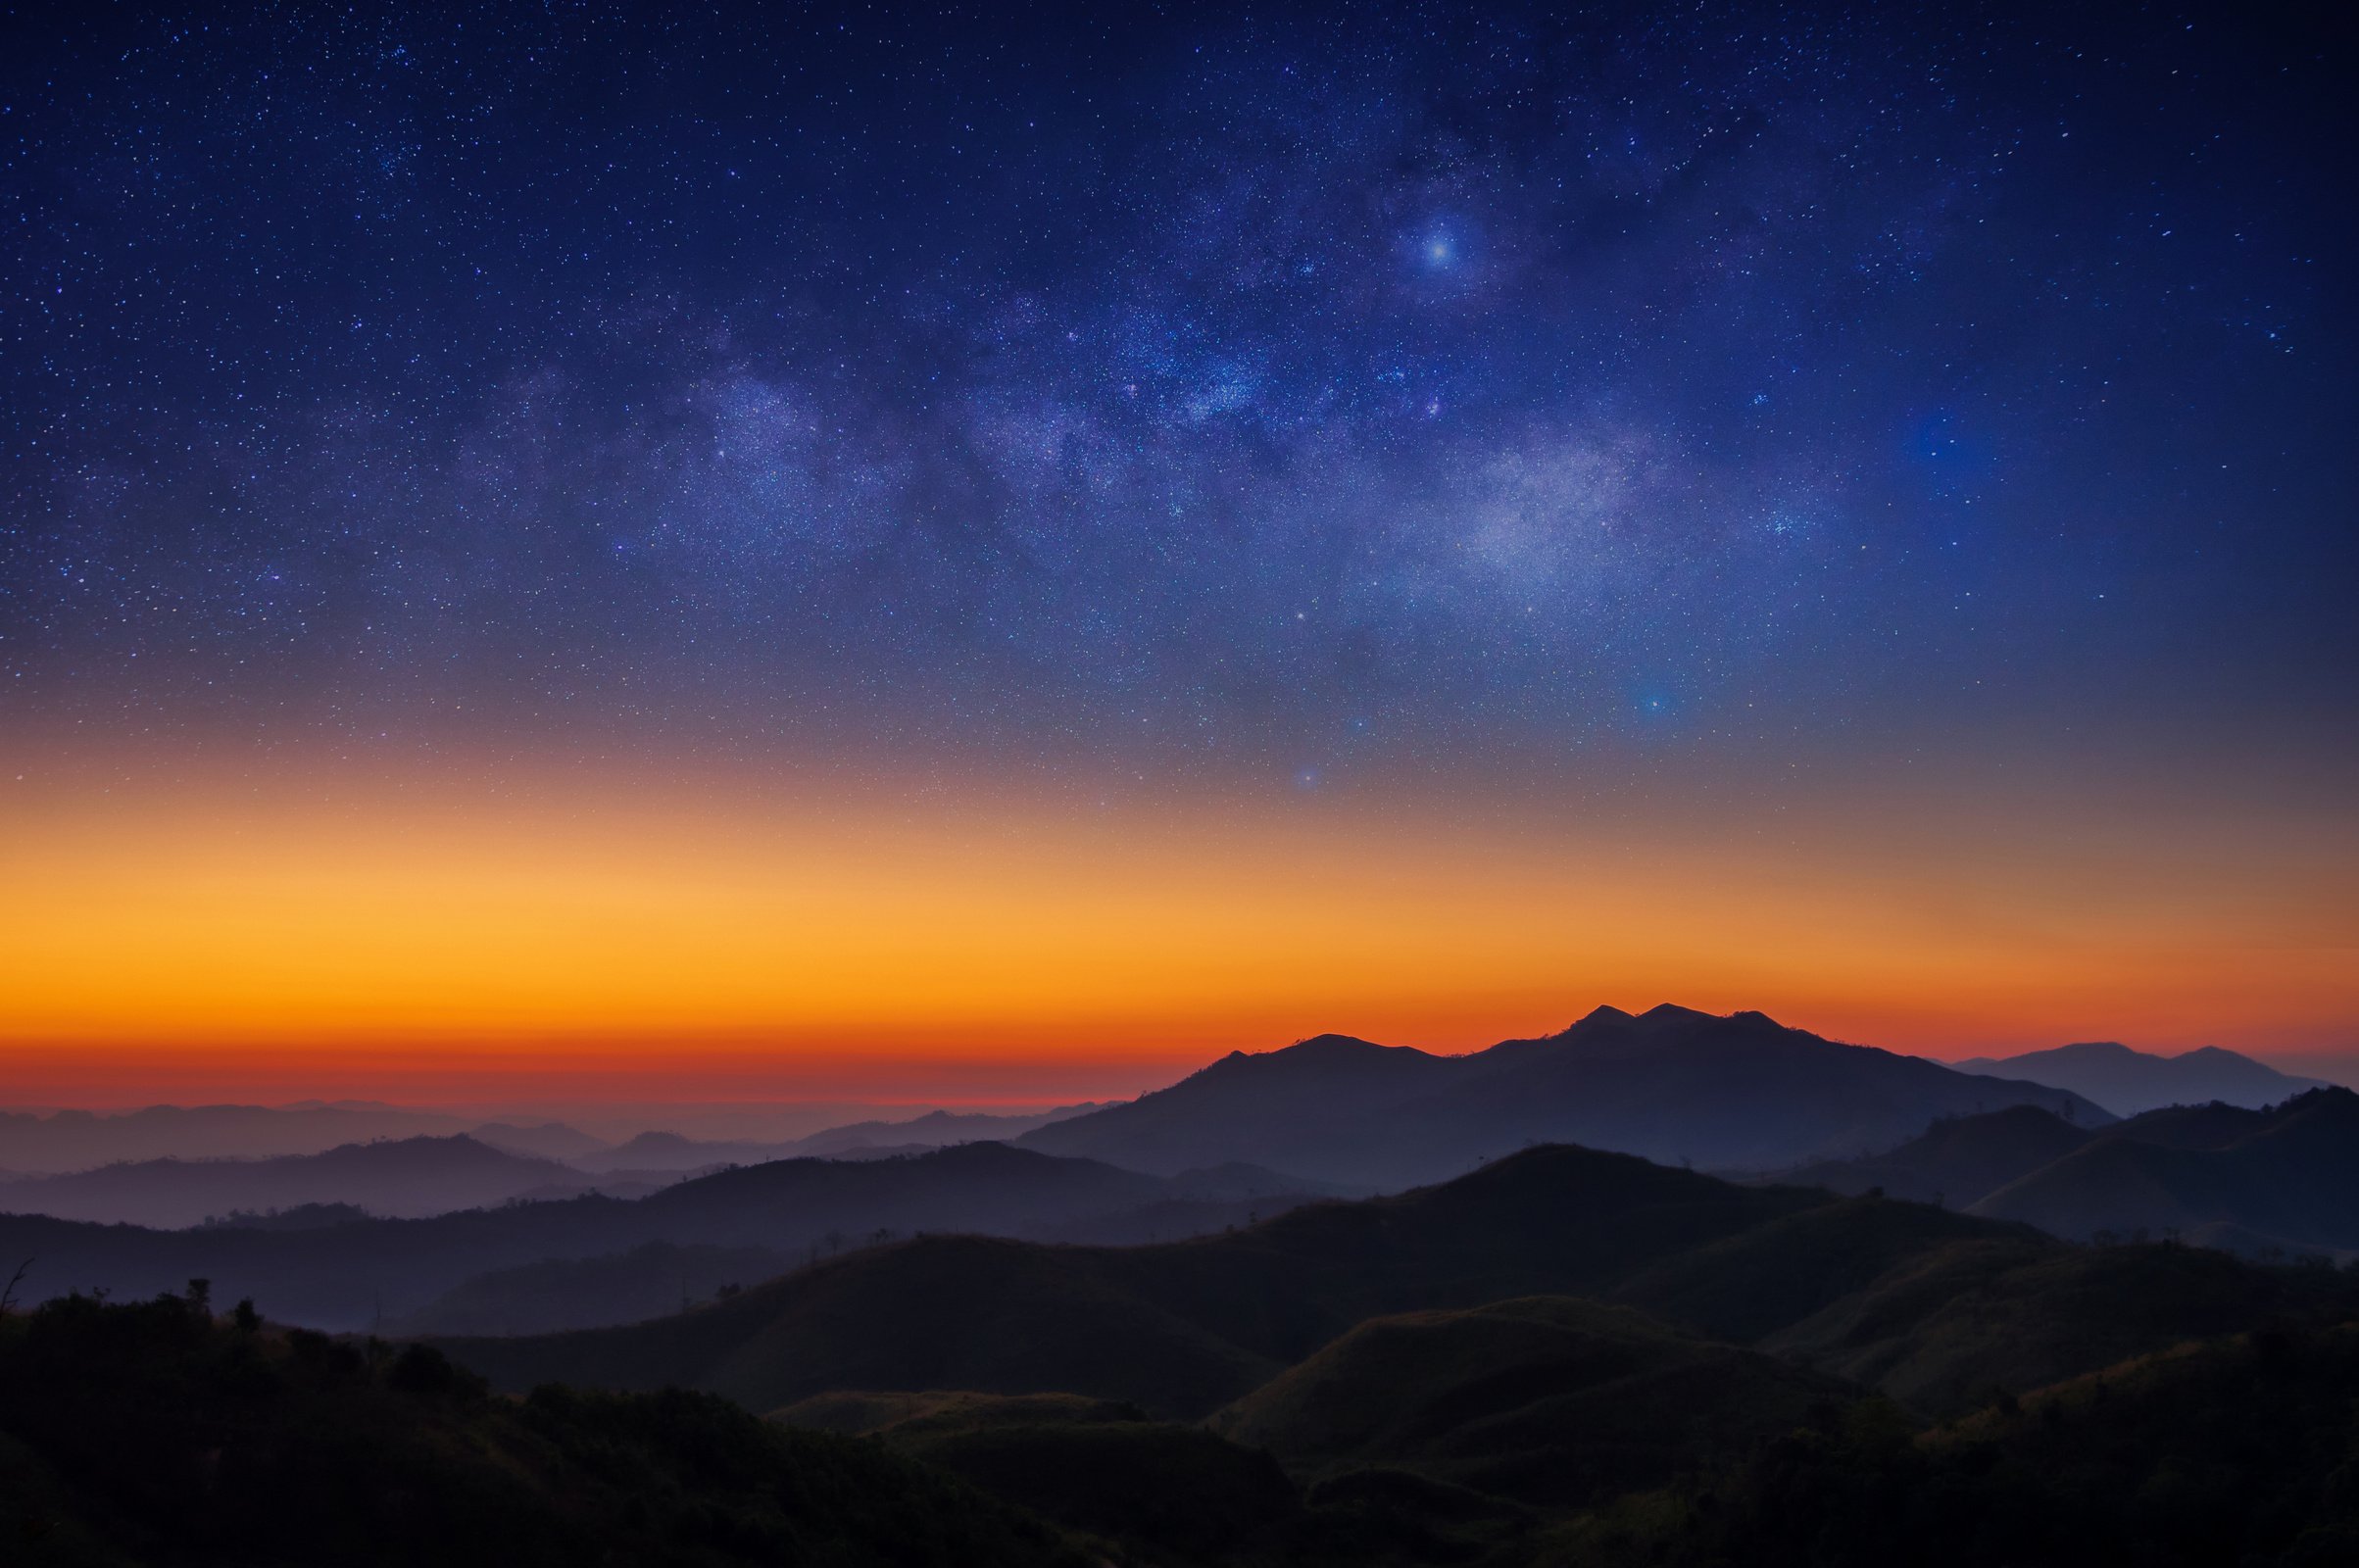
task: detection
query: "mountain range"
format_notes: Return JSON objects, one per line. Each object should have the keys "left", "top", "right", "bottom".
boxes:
{"left": 0, "top": 1102, "right": 489, "bottom": 1173}
{"left": 1954, "top": 1040, "right": 2328, "bottom": 1116}
{"left": 1015, "top": 1004, "right": 2114, "bottom": 1185}
{"left": 12, "top": 1016, "right": 2310, "bottom": 1230}
{"left": 9, "top": 1007, "right": 2359, "bottom": 1566}
{"left": 569, "top": 1105, "right": 1097, "bottom": 1174}
{"left": 0, "top": 1135, "right": 672, "bottom": 1229}
{"left": 0, "top": 1143, "right": 1334, "bottom": 1332}
{"left": 1783, "top": 1087, "right": 2359, "bottom": 1258}
{"left": 433, "top": 1141, "right": 2353, "bottom": 1422}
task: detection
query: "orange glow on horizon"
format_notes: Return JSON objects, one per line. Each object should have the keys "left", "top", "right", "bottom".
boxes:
{"left": 3, "top": 744, "right": 2354, "bottom": 1103}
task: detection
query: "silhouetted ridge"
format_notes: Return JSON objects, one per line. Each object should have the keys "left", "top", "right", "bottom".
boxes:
{"left": 0, "top": 1135, "right": 604, "bottom": 1228}
{"left": 1956, "top": 1039, "right": 2326, "bottom": 1115}
{"left": 1017, "top": 1005, "right": 2113, "bottom": 1185}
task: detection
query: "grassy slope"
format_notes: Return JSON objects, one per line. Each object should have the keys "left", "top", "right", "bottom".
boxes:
{"left": 1209, "top": 1297, "right": 1853, "bottom": 1508}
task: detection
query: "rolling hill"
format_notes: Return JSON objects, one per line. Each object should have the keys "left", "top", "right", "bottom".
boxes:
{"left": 1554, "top": 1322, "right": 2359, "bottom": 1568}
{"left": 1968, "top": 1087, "right": 2359, "bottom": 1253}
{"left": 1016, "top": 1005, "right": 2113, "bottom": 1186}
{"left": 1954, "top": 1040, "right": 2326, "bottom": 1115}
{"left": 433, "top": 1143, "right": 2354, "bottom": 1423}
{"left": 1208, "top": 1296, "right": 1851, "bottom": 1508}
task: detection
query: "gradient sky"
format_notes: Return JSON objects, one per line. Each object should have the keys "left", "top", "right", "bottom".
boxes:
{"left": 2, "top": 1, "right": 2352, "bottom": 1102}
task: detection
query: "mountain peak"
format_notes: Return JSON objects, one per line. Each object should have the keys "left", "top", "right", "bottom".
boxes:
{"left": 1289, "top": 1033, "right": 1388, "bottom": 1054}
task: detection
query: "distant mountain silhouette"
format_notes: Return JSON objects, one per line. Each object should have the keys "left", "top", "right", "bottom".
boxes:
{"left": 387, "top": 1240, "right": 797, "bottom": 1336}
{"left": 0, "top": 1143, "right": 1334, "bottom": 1332}
{"left": 570, "top": 1130, "right": 778, "bottom": 1173}
{"left": 569, "top": 1105, "right": 1100, "bottom": 1173}
{"left": 1780, "top": 1088, "right": 2359, "bottom": 1261}
{"left": 466, "top": 1120, "right": 610, "bottom": 1161}
{"left": 0, "top": 1135, "right": 619, "bottom": 1228}
{"left": 788, "top": 1106, "right": 1102, "bottom": 1157}
{"left": 1954, "top": 1040, "right": 2326, "bottom": 1115}
{"left": 1016, "top": 1005, "right": 2114, "bottom": 1186}
{"left": 0, "top": 1102, "right": 481, "bottom": 1173}
{"left": 435, "top": 1143, "right": 2350, "bottom": 1422}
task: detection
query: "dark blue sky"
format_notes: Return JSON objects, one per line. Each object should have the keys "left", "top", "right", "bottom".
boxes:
{"left": 4, "top": 0, "right": 2351, "bottom": 790}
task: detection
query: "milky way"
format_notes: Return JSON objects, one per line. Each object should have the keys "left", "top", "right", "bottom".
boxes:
{"left": 3, "top": 2, "right": 2349, "bottom": 786}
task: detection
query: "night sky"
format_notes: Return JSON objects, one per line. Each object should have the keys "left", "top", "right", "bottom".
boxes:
{"left": 2, "top": 2, "right": 2353, "bottom": 1100}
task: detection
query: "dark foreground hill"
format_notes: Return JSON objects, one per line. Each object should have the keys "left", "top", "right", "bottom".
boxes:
{"left": 1956, "top": 1040, "right": 2327, "bottom": 1115}
{"left": 1551, "top": 1322, "right": 2359, "bottom": 1568}
{"left": 1784, "top": 1088, "right": 2359, "bottom": 1259}
{"left": 1016, "top": 1004, "right": 2111, "bottom": 1186}
{"left": 0, "top": 1143, "right": 1331, "bottom": 1333}
{"left": 767, "top": 1287, "right": 2359, "bottom": 1568}
{"left": 436, "top": 1143, "right": 2358, "bottom": 1422}
{"left": 23, "top": 1285, "right": 2359, "bottom": 1568}
{"left": 0, "top": 1288, "right": 1081, "bottom": 1568}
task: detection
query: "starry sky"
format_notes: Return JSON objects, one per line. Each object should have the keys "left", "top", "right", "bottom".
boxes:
{"left": 2, "top": 1, "right": 2353, "bottom": 1102}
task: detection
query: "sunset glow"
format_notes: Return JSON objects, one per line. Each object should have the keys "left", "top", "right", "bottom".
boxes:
{"left": 7, "top": 734, "right": 2350, "bottom": 1102}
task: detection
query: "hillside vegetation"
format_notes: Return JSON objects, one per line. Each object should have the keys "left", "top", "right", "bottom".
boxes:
{"left": 0, "top": 1288, "right": 1081, "bottom": 1568}
{"left": 1209, "top": 1297, "right": 1850, "bottom": 1507}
